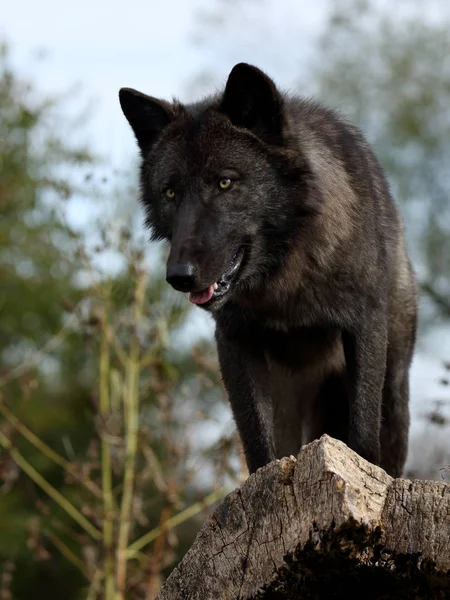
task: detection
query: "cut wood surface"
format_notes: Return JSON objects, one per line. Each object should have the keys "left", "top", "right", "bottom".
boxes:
{"left": 156, "top": 435, "right": 450, "bottom": 599}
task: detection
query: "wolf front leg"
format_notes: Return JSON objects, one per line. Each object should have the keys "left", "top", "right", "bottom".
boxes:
{"left": 343, "top": 311, "right": 388, "bottom": 468}
{"left": 215, "top": 328, "right": 275, "bottom": 474}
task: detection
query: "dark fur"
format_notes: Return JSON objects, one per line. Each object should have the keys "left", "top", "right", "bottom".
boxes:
{"left": 119, "top": 63, "right": 418, "bottom": 477}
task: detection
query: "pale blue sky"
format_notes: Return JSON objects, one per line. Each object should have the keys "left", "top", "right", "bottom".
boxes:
{"left": 2, "top": 0, "right": 327, "bottom": 164}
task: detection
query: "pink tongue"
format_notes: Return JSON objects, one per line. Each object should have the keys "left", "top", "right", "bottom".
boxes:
{"left": 189, "top": 285, "right": 215, "bottom": 305}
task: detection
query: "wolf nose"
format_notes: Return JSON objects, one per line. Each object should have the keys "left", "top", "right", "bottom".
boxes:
{"left": 166, "top": 263, "right": 198, "bottom": 292}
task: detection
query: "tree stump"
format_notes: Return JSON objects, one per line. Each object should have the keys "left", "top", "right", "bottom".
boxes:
{"left": 156, "top": 435, "right": 450, "bottom": 599}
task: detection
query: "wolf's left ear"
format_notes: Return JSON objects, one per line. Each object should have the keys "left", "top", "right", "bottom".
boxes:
{"left": 119, "top": 88, "right": 175, "bottom": 154}
{"left": 220, "top": 63, "right": 284, "bottom": 145}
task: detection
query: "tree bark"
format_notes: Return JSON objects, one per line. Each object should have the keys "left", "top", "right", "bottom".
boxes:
{"left": 156, "top": 435, "right": 450, "bottom": 599}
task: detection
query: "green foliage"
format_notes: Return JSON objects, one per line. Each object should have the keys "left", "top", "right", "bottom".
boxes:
{"left": 0, "top": 45, "right": 238, "bottom": 599}
{"left": 313, "top": 0, "right": 450, "bottom": 323}
{"left": 0, "top": 43, "right": 97, "bottom": 600}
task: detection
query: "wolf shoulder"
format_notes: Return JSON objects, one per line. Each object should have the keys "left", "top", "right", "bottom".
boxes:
{"left": 287, "top": 97, "right": 391, "bottom": 187}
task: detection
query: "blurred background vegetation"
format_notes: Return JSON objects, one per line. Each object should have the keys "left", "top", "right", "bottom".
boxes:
{"left": 1, "top": 0, "right": 449, "bottom": 598}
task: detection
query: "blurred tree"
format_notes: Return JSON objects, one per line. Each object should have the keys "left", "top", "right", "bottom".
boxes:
{"left": 0, "top": 41, "right": 96, "bottom": 599}
{"left": 0, "top": 44, "right": 236, "bottom": 600}
{"left": 312, "top": 0, "right": 450, "bottom": 327}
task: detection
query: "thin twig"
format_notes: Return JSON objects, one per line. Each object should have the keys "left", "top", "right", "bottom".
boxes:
{"left": 146, "top": 507, "right": 171, "bottom": 600}
{"left": 0, "top": 431, "right": 101, "bottom": 540}
{"left": 86, "top": 569, "right": 104, "bottom": 600}
{"left": 0, "top": 401, "right": 102, "bottom": 498}
{"left": 111, "top": 331, "right": 128, "bottom": 369}
{"left": 48, "top": 531, "right": 90, "bottom": 579}
{"left": 116, "top": 271, "right": 147, "bottom": 597}
{"left": 0, "top": 312, "right": 78, "bottom": 388}
{"left": 421, "top": 281, "right": 450, "bottom": 317}
{"left": 99, "top": 287, "right": 116, "bottom": 600}
{"left": 126, "top": 488, "right": 228, "bottom": 559}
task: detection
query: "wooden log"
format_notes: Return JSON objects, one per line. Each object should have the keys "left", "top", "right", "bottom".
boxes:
{"left": 156, "top": 435, "right": 450, "bottom": 599}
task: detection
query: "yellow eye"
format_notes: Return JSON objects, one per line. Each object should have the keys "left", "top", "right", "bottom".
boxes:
{"left": 165, "top": 188, "right": 175, "bottom": 199}
{"left": 218, "top": 178, "right": 232, "bottom": 191}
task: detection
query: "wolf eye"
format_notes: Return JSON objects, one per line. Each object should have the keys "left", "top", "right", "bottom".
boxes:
{"left": 164, "top": 188, "right": 176, "bottom": 199}
{"left": 218, "top": 178, "right": 232, "bottom": 191}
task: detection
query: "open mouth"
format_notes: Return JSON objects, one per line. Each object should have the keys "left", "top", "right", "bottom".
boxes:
{"left": 189, "top": 248, "right": 245, "bottom": 306}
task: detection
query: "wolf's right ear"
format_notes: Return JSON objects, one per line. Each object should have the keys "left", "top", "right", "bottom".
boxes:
{"left": 119, "top": 88, "right": 174, "bottom": 154}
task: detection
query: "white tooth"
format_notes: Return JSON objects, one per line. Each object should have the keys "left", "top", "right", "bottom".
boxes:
{"left": 213, "top": 282, "right": 218, "bottom": 290}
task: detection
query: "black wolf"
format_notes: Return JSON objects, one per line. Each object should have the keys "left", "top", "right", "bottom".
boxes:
{"left": 119, "top": 63, "right": 417, "bottom": 477}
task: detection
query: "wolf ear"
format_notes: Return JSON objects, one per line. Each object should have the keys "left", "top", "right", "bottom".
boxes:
{"left": 220, "top": 63, "right": 284, "bottom": 145}
{"left": 119, "top": 88, "right": 175, "bottom": 154}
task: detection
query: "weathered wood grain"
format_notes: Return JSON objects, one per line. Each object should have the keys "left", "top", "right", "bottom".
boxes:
{"left": 156, "top": 435, "right": 450, "bottom": 599}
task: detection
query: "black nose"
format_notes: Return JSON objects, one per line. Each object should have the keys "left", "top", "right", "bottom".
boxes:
{"left": 166, "top": 263, "right": 198, "bottom": 292}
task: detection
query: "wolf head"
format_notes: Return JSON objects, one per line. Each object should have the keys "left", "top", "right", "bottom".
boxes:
{"left": 119, "top": 63, "right": 314, "bottom": 311}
